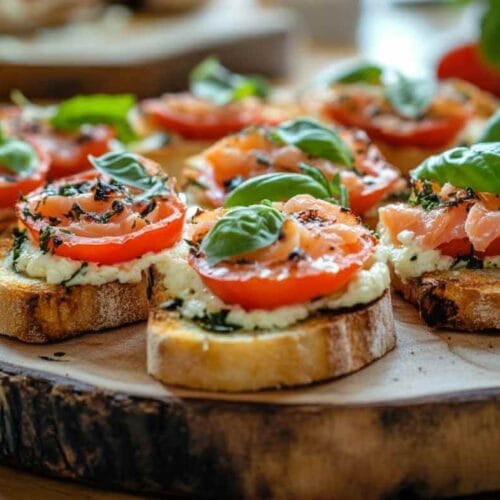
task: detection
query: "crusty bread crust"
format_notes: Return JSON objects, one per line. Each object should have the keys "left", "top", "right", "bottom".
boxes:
{"left": 392, "top": 268, "right": 500, "bottom": 331}
{"left": 147, "top": 291, "right": 395, "bottom": 392}
{"left": 0, "top": 263, "right": 152, "bottom": 344}
{"left": 0, "top": 236, "right": 151, "bottom": 343}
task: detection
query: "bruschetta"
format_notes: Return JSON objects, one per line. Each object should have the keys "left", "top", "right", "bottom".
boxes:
{"left": 0, "top": 151, "right": 186, "bottom": 343}
{"left": 1, "top": 93, "right": 135, "bottom": 180}
{"left": 139, "top": 57, "right": 289, "bottom": 177}
{"left": 148, "top": 194, "right": 395, "bottom": 392}
{"left": 304, "top": 62, "right": 498, "bottom": 174}
{"left": 378, "top": 142, "right": 500, "bottom": 331}
{"left": 0, "top": 132, "right": 50, "bottom": 227}
{"left": 183, "top": 117, "right": 405, "bottom": 222}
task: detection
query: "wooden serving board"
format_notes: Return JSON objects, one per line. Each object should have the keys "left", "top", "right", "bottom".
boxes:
{"left": 0, "top": 296, "right": 498, "bottom": 499}
{"left": 0, "top": 1, "right": 294, "bottom": 99}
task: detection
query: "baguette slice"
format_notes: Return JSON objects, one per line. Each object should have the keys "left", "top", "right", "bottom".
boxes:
{"left": 392, "top": 268, "right": 500, "bottom": 331}
{"left": 0, "top": 240, "right": 151, "bottom": 343}
{"left": 147, "top": 291, "right": 395, "bottom": 392}
{"left": 373, "top": 140, "right": 448, "bottom": 176}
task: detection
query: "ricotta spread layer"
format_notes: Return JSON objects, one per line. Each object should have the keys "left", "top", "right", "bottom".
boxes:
{"left": 155, "top": 241, "right": 390, "bottom": 331}
{"left": 7, "top": 239, "right": 169, "bottom": 286}
{"left": 380, "top": 228, "right": 500, "bottom": 280}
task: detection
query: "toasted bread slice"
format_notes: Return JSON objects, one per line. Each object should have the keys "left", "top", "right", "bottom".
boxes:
{"left": 0, "top": 238, "right": 151, "bottom": 343}
{"left": 0, "top": 264, "right": 152, "bottom": 344}
{"left": 392, "top": 268, "right": 500, "bottom": 331}
{"left": 143, "top": 140, "right": 211, "bottom": 181}
{"left": 147, "top": 291, "right": 395, "bottom": 392}
{"left": 373, "top": 141, "right": 448, "bottom": 176}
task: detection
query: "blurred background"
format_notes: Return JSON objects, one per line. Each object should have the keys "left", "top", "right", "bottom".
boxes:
{"left": 0, "top": 0, "right": 487, "bottom": 98}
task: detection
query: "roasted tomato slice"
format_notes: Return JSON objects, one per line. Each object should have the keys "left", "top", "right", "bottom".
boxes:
{"left": 17, "top": 160, "right": 186, "bottom": 265}
{"left": 141, "top": 93, "right": 285, "bottom": 141}
{"left": 437, "top": 238, "right": 473, "bottom": 258}
{"left": 28, "top": 125, "right": 114, "bottom": 180}
{"left": 320, "top": 88, "right": 469, "bottom": 149}
{"left": 437, "top": 43, "right": 500, "bottom": 98}
{"left": 0, "top": 139, "right": 50, "bottom": 210}
{"left": 0, "top": 107, "right": 113, "bottom": 180}
{"left": 189, "top": 195, "right": 376, "bottom": 310}
{"left": 185, "top": 127, "right": 403, "bottom": 216}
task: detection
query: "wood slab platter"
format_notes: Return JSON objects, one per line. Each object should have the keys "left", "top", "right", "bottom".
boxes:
{"left": 0, "top": 296, "right": 498, "bottom": 499}
{"left": 0, "top": 1, "right": 294, "bottom": 99}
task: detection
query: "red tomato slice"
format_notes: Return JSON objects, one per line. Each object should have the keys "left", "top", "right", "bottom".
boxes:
{"left": 189, "top": 195, "right": 376, "bottom": 310}
{"left": 437, "top": 43, "right": 500, "bottom": 98}
{"left": 438, "top": 238, "right": 472, "bottom": 258}
{"left": 29, "top": 125, "right": 114, "bottom": 180}
{"left": 0, "top": 140, "right": 50, "bottom": 209}
{"left": 0, "top": 106, "right": 113, "bottom": 180}
{"left": 483, "top": 237, "right": 500, "bottom": 256}
{"left": 17, "top": 165, "right": 186, "bottom": 265}
{"left": 438, "top": 237, "right": 500, "bottom": 258}
{"left": 323, "top": 99, "right": 467, "bottom": 148}
{"left": 141, "top": 93, "right": 283, "bottom": 141}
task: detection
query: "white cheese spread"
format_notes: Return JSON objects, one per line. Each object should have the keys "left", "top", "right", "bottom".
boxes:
{"left": 6, "top": 239, "right": 170, "bottom": 286}
{"left": 155, "top": 241, "right": 390, "bottom": 331}
{"left": 380, "top": 228, "right": 500, "bottom": 280}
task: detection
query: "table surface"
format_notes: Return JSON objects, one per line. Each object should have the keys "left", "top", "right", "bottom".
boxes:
{"left": 0, "top": 1, "right": 489, "bottom": 498}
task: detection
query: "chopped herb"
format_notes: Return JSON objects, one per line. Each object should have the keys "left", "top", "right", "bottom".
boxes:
{"left": 196, "top": 310, "right": 240, "bottom": 333}
{"left": 11, "top": 228, "right": 27, "bottom": 271}
{"left": 409, "top": 180, "right": 440, "bottom": 211}
{"left": 93, "top": 178, "right": 115, "bottom": 201}
{"left": 64, "top": 203, "right": 86, "bottom": 221}
{"left": 140, "top": 199, "right": 157, "bottom": 218}
{"left": 61, "top": 262, "right": 88, "bottom": 288}
{"left": 160, "top": 298, "right": 184, "bottom": 311}
{"left": 48, "top": 216, "right": 61, "bottom": 226}
{"left": 452, "top": 251, "right": 484, "bottom": 270}
{"left": 39, "top": 227, "right": 54, "bottom": 253}
{"left": 21, "top": 206, "right": 42, "bottom": 221}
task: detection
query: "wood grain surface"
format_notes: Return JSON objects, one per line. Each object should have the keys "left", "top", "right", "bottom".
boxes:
{"left": 0, "top": 3, "right": 496, "bottom": 498}
{"left": 0, "top": 296, "right": 498, "bottom": 498}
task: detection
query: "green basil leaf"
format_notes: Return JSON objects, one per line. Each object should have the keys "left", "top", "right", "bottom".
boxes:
{"left": 300, "top": 162, "right": 349, "bottom": 207}
{"left": 383, "top": 70, "right": 436, "bottom": 119}
{"left": 224, "top": 172, "right": 330, "bottom": 207}
{"left": 190, "top": 57, "right": 269, "bottom": 106}
{"left": 478, "top": 110, "right": 500, "bottom": 143}
{"left": 271, "top": 118, "right": 354, "bottom": 167}
{"left": 413, "top": 142, "right": 500, "bottom": 194}
{"left": 89, "top": 151, "right": 160, "bottom": 191}
{"left": 51, "top": 94, "right": 136, "bottom": 143}
{"left": 329, "top": 173, "right": 350, "bottom": 208}
{"left": 0, "top": 137, "right": 37, "bottom": 177}
{"left": 298, "top": 162, "right": 332, "bottom": 194}
{"left": 480, "top": 0, "right": 500, "bottom": 67}
{"left": 200, "top": 205, "right": 285, "bottom": 265}
{"left": 327, "top": 62, "right": 383, "bottom": 85}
